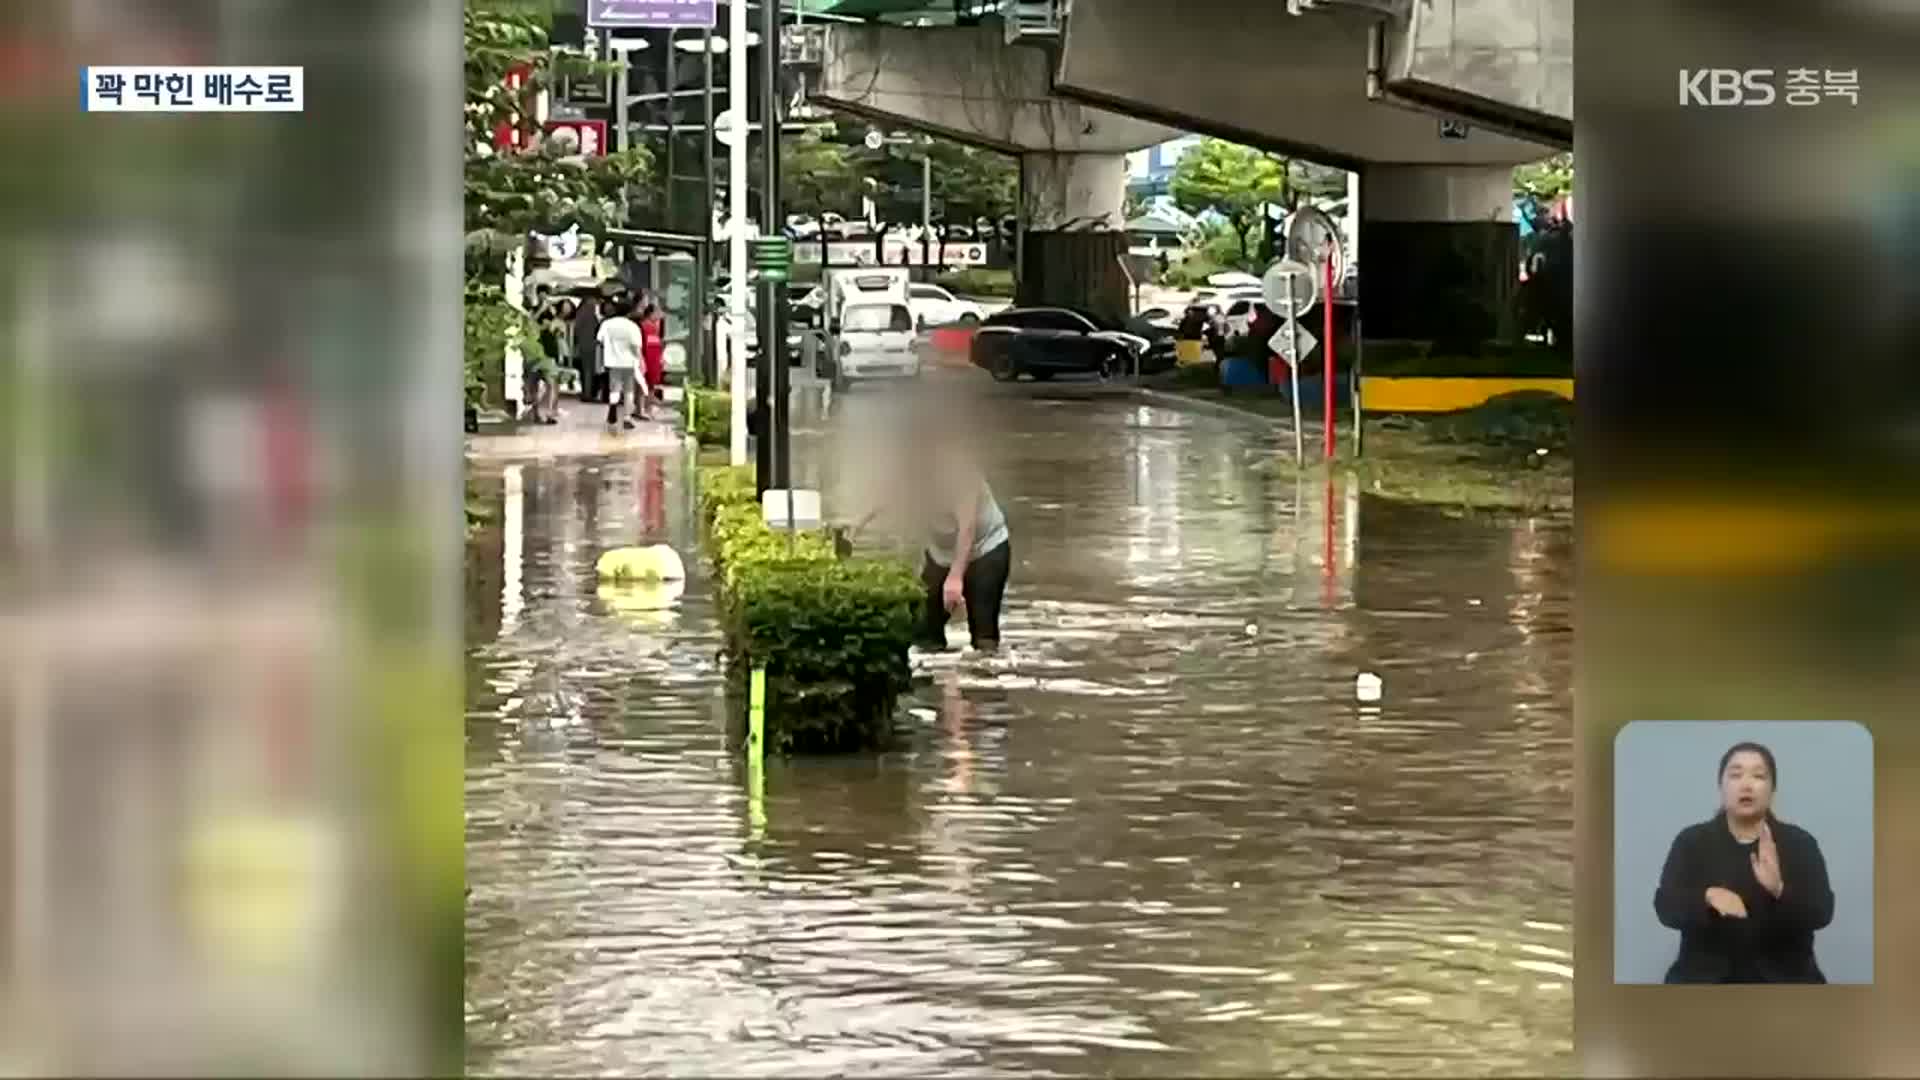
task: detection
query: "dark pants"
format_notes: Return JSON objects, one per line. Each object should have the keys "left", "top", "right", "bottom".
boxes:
{"left": 919, "top": 539, "right": 1012, "bottom": 651}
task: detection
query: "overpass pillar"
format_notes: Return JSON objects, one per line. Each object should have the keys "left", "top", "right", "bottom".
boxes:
{"left": 1018, "top": 151, "right": 1129, "bottom": 323}
{"left": 1359, "top": 165, "right": 1517, "bottom": 348}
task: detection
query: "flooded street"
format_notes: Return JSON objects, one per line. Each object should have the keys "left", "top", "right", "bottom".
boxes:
{"left": 465, "top": 391, "right": 1574, "bottom": 1077}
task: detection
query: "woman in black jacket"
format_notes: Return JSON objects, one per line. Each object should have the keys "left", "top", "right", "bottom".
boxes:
{"left": 1653, "top": 741, "right": 1835, "bottom": 983}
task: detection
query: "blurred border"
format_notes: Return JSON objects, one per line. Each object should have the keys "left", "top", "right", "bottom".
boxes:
{"left": 1576, "top": 2, "right": 1920, "bottom": 1075}
{"left": 1, "top": 0, "right": 463, "bottom": 1074}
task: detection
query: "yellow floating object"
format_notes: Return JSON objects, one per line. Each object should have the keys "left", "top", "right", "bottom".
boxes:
{"left": 596, "top": 544, "right": 687, "bottom": 583}
{"left": 596, "top": 578, "right": 686, "bottom": 622}
{"left": 1359, "top": 376, "right": 1573, "bottom": 413}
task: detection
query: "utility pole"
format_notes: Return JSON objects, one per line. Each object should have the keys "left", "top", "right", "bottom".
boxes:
{"left": 758, "top": 0, "right": 789, "bottom": 491}
{"left": 664, "top": 30, "right": 677, "bottom": 229}
{"left": 702, "top": 27, "right": 715, "bottom": 386}
{"left": 727, "top": 0, "right": 749, "bottom": 467}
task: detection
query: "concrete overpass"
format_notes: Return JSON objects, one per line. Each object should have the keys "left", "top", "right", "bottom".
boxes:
{"left": 806, "top": 0, "right": 1571, "bottom": 344}
{"left": 810, "top": 22, "right": 1182, "bottom": 318}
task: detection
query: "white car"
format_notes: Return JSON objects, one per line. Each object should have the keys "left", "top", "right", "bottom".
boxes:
{"left": 835, "top": 302, "right": 920, "bottom": 382}
{"left": 1219, "top": 288, "right": 1269, "bottom": 336}
{"left": 906, "top": 283, "right": 985, "bottom": 329}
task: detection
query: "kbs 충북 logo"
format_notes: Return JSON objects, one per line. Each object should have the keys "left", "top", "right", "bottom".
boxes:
{"left": 1678, "top": 68, "right": 1860, "bottom": 108}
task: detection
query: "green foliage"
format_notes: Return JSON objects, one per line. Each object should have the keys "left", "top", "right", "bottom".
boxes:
{"left": 778, "top": 123, "right": 1015, "bottom": 241}
{"left": 1170, "top": 140, "right": 1345, "bottom": 265}
{"left": 464, "top": 278, "right": 551, "bottom": 409}
{"left": 926, "top": 141, "right": 1016, "bottom": 233}
{"left": 1513, "top": 152, "right": 1574, "bottom": 200}
{"left": 686, "top": 388, "right": 732, "bottom": 447}
{"left": 782, "top": 130, "right": 864, "bottom": 219}
{"left": 463, "top": 0, "right": 657, "bottom": 266}
{"left": 932, "top": 267, "right": 1015, "bottom": 298}
{"left": 696, "top": 465, "right": 922, "bottom": 754}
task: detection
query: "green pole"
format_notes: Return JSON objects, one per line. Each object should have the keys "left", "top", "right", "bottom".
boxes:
{"left": 747, "top": 666, "right": 767, "bottom": 836}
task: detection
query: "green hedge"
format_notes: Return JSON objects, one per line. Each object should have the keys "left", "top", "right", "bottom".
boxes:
{"left": 686, "top": 387, "right": 731, "bottom": 447}
{"left": 1355, "top": 340, "right": 1571, "bottom": 379}
{"left": 697, "top": 464, "right": 923, "bottom": 753}
{"left": 932, "top": 267, "right": 1014, "bottom": 299}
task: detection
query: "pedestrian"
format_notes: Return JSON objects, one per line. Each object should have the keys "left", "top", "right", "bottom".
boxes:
{"left": 848, "top": 385, "right": 1012, "bottom": 654}
{"left": 638, "top": 302, "right": 667, "bottom": 419}
{"left": 573, "top": 290, "right": 604, "bottom": 402}
{"left": 595, "top": 294, "right": 646, "bottom": 433}
{"left": 552, "top": 298, "right": 579, "bottom": 396}
{"left": 528, "top": 300, "right": 563, "bottom": 425}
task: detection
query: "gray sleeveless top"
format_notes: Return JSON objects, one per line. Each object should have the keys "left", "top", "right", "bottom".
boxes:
{"left": 926, "top": 476, "right": 1009, "bottom": 565}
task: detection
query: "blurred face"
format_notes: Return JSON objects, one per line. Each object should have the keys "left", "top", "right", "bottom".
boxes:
{"left": 1720, "top": 750, "right": 1774, "bottom": 820}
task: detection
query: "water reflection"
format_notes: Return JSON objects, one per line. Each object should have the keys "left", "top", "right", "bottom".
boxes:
{"left": 466, "top": 396, "right": 1573, "bottom": 1076}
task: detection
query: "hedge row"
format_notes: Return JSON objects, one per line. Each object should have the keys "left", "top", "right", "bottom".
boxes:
{"left": 686, "top": 387, "right": 731, "bottom": 448}
{"left": 697, "top": 464, "right": 923, "bottom": 753}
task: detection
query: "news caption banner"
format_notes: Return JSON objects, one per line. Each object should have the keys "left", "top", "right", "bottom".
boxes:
{"left": 82, "top": 66, "right": 304, "bottom": 112}
{"left": 1678, "top": 68, "right": 1860, "bottom": 107}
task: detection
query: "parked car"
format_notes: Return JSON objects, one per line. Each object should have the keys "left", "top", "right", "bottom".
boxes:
{"left": 1133, "top": 306, "right": 1179, "bottom": 332}
{"left": 831, "top": 302, "right": 920, "bottom": 385}
{"left": 907, "top": 283, "right": 985, "bottom": 329}
{"left": 1183, "top": 286, "right": 1263, "bottom": 352}
{"left": 969, "top": 306, "right": 1173, "bottom": 382}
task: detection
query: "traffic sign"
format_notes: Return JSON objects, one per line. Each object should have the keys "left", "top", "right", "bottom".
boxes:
{"left": 752, "top": 236, "right": 793, "bottom": 282}
{"left": 1285, "top": 206, "right": 1345, "bottom": 288}
{"left": 1269, "top": 321, "right": 1317, "bottom": 362}
{"left": 1261, "top": 258, "right": 1319, "bottom": 318}
{"left": 863, "top": 129, "right": 886, "bottom": 151}
{"left": 589, "top": 0, "right": 716, "bottom": 29}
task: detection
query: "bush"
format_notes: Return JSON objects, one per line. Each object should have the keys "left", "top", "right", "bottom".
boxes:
{"left": 696, "top": 464, "right": 923, "bottom": 753}
{"left": 933, "top": 267, "right": 1014, "bottom": 299}
{"left": 686, "top": 387, "right": 731, "bottom": 447}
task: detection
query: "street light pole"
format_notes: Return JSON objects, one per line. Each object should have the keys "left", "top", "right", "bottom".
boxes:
{"left": 701, "top": 27, "right": 715, "bottom": 387}
{"left": 615, "top": 41, "right": 630, "bottom": 217}
{"left": 921, "top": 148, "right": 931, "bottom": 272}
{"left": 760, "top": 0, "right": 789, "bottom": 491}
{"left": 727, "top": 0, "right": 749, "bottom": 467}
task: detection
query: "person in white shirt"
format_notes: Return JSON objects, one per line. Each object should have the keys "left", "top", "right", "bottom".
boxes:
{"left": 595, "top": 295, "right": 647, "bottom": 432}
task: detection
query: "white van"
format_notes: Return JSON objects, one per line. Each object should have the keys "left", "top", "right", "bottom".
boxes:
{"left": 835, "top": 302, "right": 919, "bottom": 382}
{"left": 824, "top": 267, "right": 911, "bottom": 330}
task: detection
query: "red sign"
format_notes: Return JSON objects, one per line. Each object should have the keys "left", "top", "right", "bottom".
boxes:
{"left": 542, "top": 119, "right": 609, "bottom": 158}
{"left": 493, "top": 61, "right": 537, "bottom": 152}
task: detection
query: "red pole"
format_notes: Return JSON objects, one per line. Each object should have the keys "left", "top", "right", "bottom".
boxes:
{"left": 1323, "top": 251, "right": 1336, "bottom": 460}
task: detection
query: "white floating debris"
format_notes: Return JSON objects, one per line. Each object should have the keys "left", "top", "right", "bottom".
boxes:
{"left": 1355, "top": 672, "right": 1383, "bottom": 703}
{"left": 1535, "top": 447, "right": 1550, "bottom": 456}
{"left": 1244, "top": 622, "right": 1259, "bottom": 637}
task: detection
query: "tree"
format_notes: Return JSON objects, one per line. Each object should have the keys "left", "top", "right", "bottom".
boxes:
{"left": 1514, "top": 152, "right": 1574, "bottom": 201}
{"left": 782, "top": 129, "right": 863, "bottom": 220}
{"left": 1170, "top": 139, "right": 1345, "bottom": 267}
{"left": 463, "top": 0, "right": 654, "bottom": 273}
{"left": 1170, "top": 139, "right": 1283, "bottom": 266}
{"left": 926, "top": 141, "right": 1015, "bottom": 241}
{"left": 464, "top": 0, "right": 653, "bottom": 413}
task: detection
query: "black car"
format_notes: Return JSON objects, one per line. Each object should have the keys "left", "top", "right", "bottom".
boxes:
{"left": 969, "top": 307, "right": 1176, "bottom": 382}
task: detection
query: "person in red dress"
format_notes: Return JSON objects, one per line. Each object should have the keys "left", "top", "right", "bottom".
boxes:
{"left": 638, "top": 302, "right": 667, "bottom": 420}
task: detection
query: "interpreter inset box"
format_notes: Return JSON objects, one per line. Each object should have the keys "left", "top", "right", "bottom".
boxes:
{"left": 1613, "top": 721, "right": 1873, "bottom": 985}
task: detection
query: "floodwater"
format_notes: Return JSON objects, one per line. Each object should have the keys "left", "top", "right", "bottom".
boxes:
{"left": 465, "top": 388, "right": 1574, "bottom": 1077}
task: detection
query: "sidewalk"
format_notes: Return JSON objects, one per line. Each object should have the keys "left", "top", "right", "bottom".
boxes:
{"left": 465, "top": 393, "right": 685, "bottom": 461}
